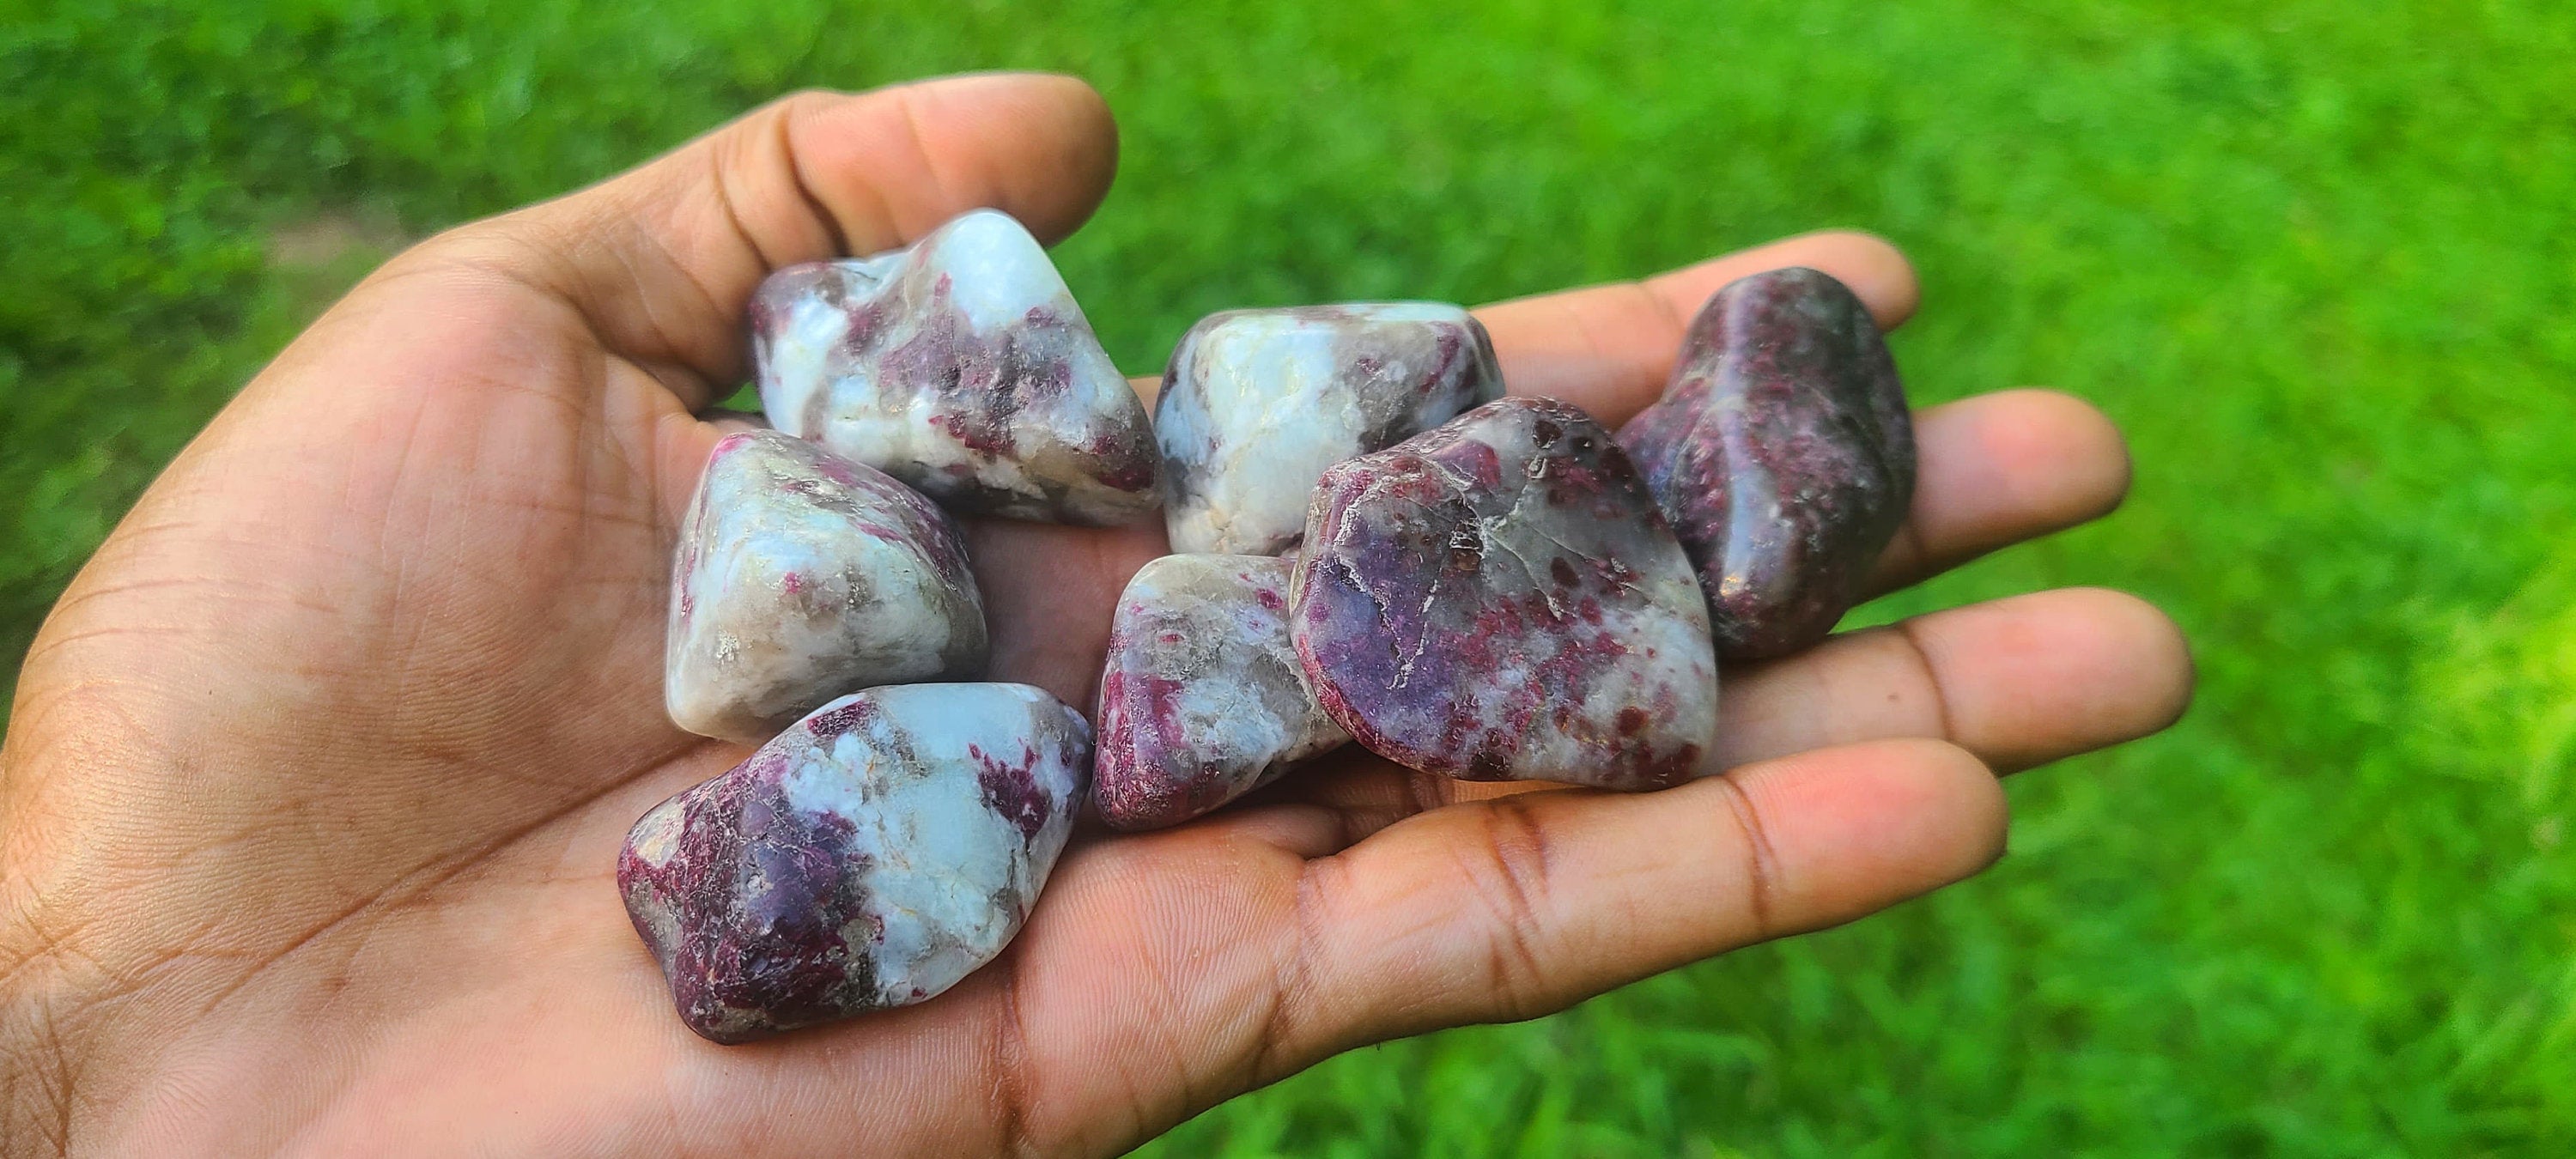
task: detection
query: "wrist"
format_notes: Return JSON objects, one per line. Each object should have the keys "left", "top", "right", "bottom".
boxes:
{"left": 0, "top": 748, "right": 153, "bottom": 1156}
{"left": 0, "top": 922, "right": 91, "bottom": 1156}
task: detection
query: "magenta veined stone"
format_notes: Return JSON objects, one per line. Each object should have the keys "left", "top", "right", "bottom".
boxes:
{"left": 620, "top": 683, "right": 1090, "bottom": 1043}
{"left": 665, "top": 430, "right": 987, "bottom": 744}
{"left": 1094, "top": 554, "right": 1348, "bottom": 829}
{"left": 1291, "top": 397, "right": 1720, "bottom": 791}
{"left": 1616, "top": 267, "right": 1914, "bottom": 658}
{"left": 752, "top": 209, "right": 1159, "bottom": 526}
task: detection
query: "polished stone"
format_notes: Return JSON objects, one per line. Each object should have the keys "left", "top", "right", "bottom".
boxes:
{"left": 665, "top": 430, "right": 986, "bottom": 744}
{"left": 753, "top": 209, "right": 1159, "bottom": 525}
{"left": 1094, "top": 554, "right": 1348, "bottom": 829}
{"left": 1156, "top": 303, "right": 1504, "bottom": 555}
{"left": 1617, "top": 267, "right": 1915, "bottom": 658}
{"left": 1291, "top": 397, "right": 1719, "bottom": 790}
{"left": 620, "top": 683, "right": 1090, "bottom": 1043}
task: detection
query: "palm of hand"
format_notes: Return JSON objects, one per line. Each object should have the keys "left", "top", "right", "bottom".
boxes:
{"left": 0, "top": 76, "right": 2189, "bottom": 1156}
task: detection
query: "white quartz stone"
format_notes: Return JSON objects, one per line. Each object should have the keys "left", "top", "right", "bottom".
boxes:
{"left": 753, "top": 209, "right": 1159, "bottom": 526}
{"left": 665, "top": 430, "right": 987, "bottom": 743}
{"left": 619, "top": 683, "right": 1091, "bottom": 1042}
{"left": 1157, "top": 303, "right": 1504, "bottom": 555}
{"left": 1093, "top": 555, "right": 1347, "bottom": 829}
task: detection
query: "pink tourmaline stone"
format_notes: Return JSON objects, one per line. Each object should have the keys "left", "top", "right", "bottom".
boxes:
{"left": 1094, "top": 554, "right": 1347, "bottom": 829}
{"left": 665, "top": 430, "right": 986, "bottom": 744}
{"left": 1291, "top": 397, "right": 1719, "bottom": 790}
{"left": 1155, "top": 303, "right": 1504, "bottom": 555}
{"left": 752, "top": 209, "right": 1159, "bottom": 526}
{"left": 621, "top": 683, "right": 1090, "bottom": 1043}
{"left": 1617, "top": 267, "right": 1915, "bottom": 658}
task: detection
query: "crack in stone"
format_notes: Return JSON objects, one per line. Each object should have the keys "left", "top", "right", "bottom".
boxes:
{"left": 1335, "top": 481, "right": 1451, "bottom": 690}
{"left": 1486, "top": 468, "right": 1577, "bottom": 621}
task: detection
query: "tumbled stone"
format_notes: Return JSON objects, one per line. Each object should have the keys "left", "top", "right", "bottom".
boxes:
{"left": 1616, "top": 267, "right": 1915, "bottom": 658}
{"left": 1156, "top": 303, "right": 1504, "bottom": 555}
{"left": 620, "top": 683, "right": 1091, "bottom": 1043}
{"left": 666, "top": 430, "right": 987, "bottom": 744}
{"left": 752, "top": 209, "right": 1159, "bottom": 525}
{"left": 1291, "top": 397, "right": 1718, "bottom": 790}
{"left": 1094, "top": 555, "right": 1349, "bottom": 829}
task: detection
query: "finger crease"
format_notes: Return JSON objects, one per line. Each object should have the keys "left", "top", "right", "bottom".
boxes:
{"left": 775, "top": 100, "right": 853, "bottom": 257}
{"left": 892, "top": 89, "right": 965, "bottom": 230}
{"left": 1713, "top": 774, "right": 1783, "bottom": 938}
{"left": 1632, "top": 277, "right": 1688, "bottom": 331}
{"left": 1473, "top": 798, "right": 1556, "bottom": 1018}
{"left": 1404, "top": 770, "right": 1449, "bottom": 816}
{"left": 1893, "top": 618, "right": 1962, "bottom": 744}
{"left": 1253, "top": 863, "right": 1330, "bottom": 1084}
{"left": 985, "top": 956, "right": 1037, "bottom": 1157}
{"left": 1873, "top": 515, "right": 1931, "bottom": 596}
{"left": 703, "top": 137, "right": 779, "bottom": 276}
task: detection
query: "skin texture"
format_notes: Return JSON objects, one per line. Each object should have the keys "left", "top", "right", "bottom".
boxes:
{"left": 1619, "top": 267, "right": 1914, "bottom": 658}
{"left": 0, "top": 76, "right": 2191, "bottom": 1156}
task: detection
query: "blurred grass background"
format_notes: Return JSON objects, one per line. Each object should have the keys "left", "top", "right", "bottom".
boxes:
{"left": 5, "top": 0, "right": 2573, "bottom": 1153}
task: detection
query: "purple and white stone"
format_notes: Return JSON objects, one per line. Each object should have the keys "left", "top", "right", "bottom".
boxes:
{"left": 752, "top": 209, "right": 1160, "bottom": 526}
{"left": 1094, "top": 555, "right": 1348, "bottom": 830}
{"left": 620, "top": 683, "right": 1091, "bottom": 1043}
{"left": 1156, "top": 303, "right": 1504, "bottom": 555}
{"left": 666, "top": 430, "right": 987, "bottom": 744}
{"left": 1291, "top": 397, "right": 1718, "bottom": 790}
{"left": 1616, "top": 267, "right": 1914, "bottom": 658}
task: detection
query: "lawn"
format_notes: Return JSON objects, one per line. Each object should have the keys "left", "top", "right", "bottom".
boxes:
{"left": 5, "top": 0, "right": 2573, "bottom": 1153}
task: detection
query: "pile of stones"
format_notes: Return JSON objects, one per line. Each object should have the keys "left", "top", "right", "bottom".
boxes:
{"left": 617, "top": 209, "right": 1913, "bottom": 1042}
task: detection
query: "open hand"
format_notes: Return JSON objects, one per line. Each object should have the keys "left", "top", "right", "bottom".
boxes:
{"left": 0, "top": 73, "right": 2190, "bottom": 1156}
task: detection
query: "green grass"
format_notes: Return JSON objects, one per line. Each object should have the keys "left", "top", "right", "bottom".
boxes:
{"left": 6, "top": 0, "right": 2573, "bottom": 1152}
